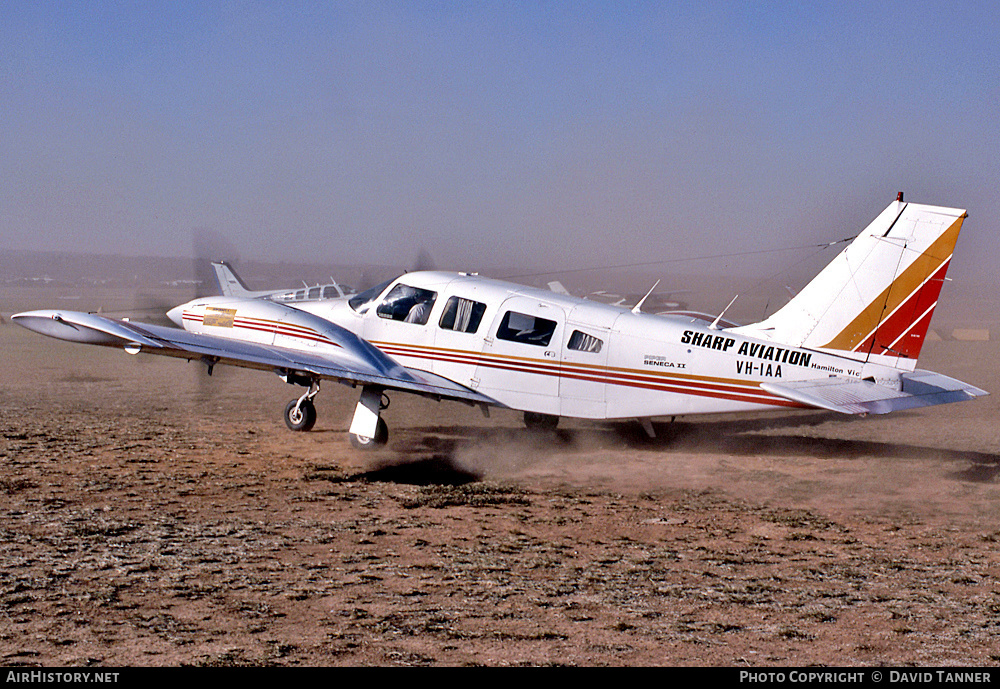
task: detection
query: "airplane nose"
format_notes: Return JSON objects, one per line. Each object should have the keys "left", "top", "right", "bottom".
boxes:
{"left": 166, "top": 305, "right": 185, "bottom": 327}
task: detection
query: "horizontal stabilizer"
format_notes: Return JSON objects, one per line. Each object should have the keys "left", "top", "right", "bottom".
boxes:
{"left": 761, "top": 370, "right": 987, "bottom": 415}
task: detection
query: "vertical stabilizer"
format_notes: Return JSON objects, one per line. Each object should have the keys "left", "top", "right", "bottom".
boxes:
{"left": 212, "top": 261, "right": 252, "bottom": 297}
{"left": 730, "top": 198, "right": 967, "bottom": 370}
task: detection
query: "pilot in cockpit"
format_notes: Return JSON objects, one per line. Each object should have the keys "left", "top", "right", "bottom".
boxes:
{"left": 375, "top": 283, "right": 437, "bottom": 325}
{"left": 404, "top": 297, "right": 433, "bottom": 324}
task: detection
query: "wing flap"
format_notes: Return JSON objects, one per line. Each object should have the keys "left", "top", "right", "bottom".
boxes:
{"left": 761, "top": 370, "right": 987, "bottom": 415}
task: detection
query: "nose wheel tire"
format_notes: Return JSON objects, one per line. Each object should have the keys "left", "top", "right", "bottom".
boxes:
{"left": 284, "top": 399, "right": 317, "bottom": 432}
{"left": 349, "top": 418, "right": 389, "bottom": 449}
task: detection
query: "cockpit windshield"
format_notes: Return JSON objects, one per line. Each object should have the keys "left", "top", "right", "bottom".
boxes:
{"left": 348, "top": 277, "right": 398, "bottom": 314}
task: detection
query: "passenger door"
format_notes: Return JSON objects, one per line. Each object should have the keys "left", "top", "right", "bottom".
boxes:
{"left": 433, "top": 293, "right": 490, "bottom": 386}
{"left": 476, "top": 296, "right": 564, "bottom": 414}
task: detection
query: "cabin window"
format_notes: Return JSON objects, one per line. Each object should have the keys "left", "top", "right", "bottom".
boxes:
{"left": 567, "top": 330, "right": 603, "bottom": 353}
{"left": 323, "top": 285, "right": 339, "bottom": 299}
{"left": 376, "top": 284, "right": 438, "bottom": 325}
{"left": 496, "top": 311, "right": 557, "bottom": 347}
{"left": 295, "top": 290, "right": 305, "bottom": 300}
{"left": 439, "top": 297, "right": 487, "bottom": 334}
{"left": 308, "top": 286, "right": 321, "bottom": 300}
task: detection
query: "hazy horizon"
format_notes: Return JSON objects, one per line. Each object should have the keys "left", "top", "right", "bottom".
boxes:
{"left": 4, "top": 2, "right": 998, "bottom": 285}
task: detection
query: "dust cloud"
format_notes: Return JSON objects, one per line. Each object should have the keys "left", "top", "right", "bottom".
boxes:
{"left": 2, "top": 269, "right": 998, "bottom": 666}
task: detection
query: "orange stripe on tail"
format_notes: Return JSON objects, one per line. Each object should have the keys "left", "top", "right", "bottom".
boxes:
{"left": 819, "top": 213, "right": 964, "bottom": 361}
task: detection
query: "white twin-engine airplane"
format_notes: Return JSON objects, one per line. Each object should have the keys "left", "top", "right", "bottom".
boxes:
{"left": 210, "top": 260, "right": 354, "bottom": 303}
{"left": 13, "top": 196, "right": 987, "bottom": 449}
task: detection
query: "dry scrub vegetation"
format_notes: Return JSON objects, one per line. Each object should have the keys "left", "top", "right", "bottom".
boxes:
{"left": 1, "top": 303, "right": 999, "bottom": 666}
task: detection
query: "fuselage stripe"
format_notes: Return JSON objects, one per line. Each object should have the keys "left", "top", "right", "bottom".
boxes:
{"left": 371, "top": 341, "right": 802, "bottom": 408}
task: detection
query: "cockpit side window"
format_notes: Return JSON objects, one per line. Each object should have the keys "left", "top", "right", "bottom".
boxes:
{"left": 438, "top": 296, "right": 487, "bottom": 334}
{"left": 348, "top": 277, "right": 397, "bottom": 314}
{"left": 496, "top": 311, "right": 557, "bottom": 347}
{"left": 376, "top": 284, "right": 438, "bottom": 325}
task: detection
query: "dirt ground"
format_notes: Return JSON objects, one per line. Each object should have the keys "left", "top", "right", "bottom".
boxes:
{"left": 2, "top": 289, "right": 999, "bottom": 667}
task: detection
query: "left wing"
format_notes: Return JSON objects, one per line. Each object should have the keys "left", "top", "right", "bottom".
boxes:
{"left": 12, "top": 309, "right": 499, "bottom": 407}
{"left": 761, "top": 370, "right": 987, "bottom": 416}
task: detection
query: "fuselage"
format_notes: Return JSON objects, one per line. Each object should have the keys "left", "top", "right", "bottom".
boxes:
{"left": 171, "top": 270, "right": 905, "bottom": 420}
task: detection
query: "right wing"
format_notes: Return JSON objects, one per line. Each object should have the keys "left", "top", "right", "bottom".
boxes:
{"left": 12, "top": 309, "right": 500, "bottom": 407}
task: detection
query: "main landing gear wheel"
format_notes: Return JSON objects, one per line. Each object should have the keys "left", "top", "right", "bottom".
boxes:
{"left": 523, "top": 411, "right": 559, "bottom": 431}
{"left": 349, "top": 417, "right": 389, "bottom": 450}
{"left": 284, "top": 399, "right": 317, "bottom": 432}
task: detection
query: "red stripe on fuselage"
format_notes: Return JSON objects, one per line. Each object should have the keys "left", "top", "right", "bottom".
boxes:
{"left": 373, "top": 341, "right": 802, "bottom": 409}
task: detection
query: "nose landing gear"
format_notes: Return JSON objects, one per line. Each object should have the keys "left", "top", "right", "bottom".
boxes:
{"left": 284, "top": 398, "right": 317, "bottom": 432}
{"left": 283, "top": 378, "right": 320, "bottom": 432}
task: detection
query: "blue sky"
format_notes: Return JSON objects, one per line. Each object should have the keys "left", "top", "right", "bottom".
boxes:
{"left": 3, "top": 1, "right": 997, "bottom": 282}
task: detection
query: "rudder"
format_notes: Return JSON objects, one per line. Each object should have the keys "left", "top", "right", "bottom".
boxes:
{"left": 730, "top": 196, "right": 967, "bottom": 370}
